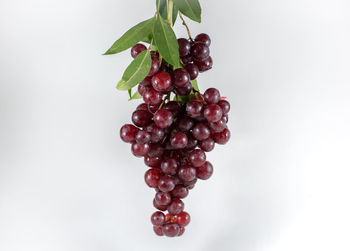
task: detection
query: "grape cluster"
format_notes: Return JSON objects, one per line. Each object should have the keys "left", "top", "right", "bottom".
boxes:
{"left": 120, "top": 34, "right": 230, "bottom": 237}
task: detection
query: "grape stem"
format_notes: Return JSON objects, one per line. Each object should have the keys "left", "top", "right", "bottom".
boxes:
{"left": 166, "top": 0, "right": 174, "bottom": 27}
{"left": 179, "top": 12, "right": 193, "bottom": 41}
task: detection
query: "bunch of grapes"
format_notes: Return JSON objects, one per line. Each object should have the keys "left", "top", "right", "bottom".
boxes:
{"left": 119, "top": 33, "right": 231, "bottom": 237}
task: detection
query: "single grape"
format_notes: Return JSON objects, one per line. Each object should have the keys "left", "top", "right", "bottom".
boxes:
{"left": 148, "top": 103, "right": 160, "bottom": 114}
{"left": 175, "top": 81, "right": 193, "bottom": 96}
{"left": 162, "top": 223, "right": 180, "bottom": 237}
{"left": 184, "top": 63, "right": 199, "bottom": 80}
{"left": 203, "top": 88, "right": 221, "bottom": 104}
{"left": 136, "top": 103, "right": 148, "bottom": 111}
{"left": 170, "top": 132, "right": 188, "bottom": 149}
{"left": 176, "top": 115, "right": 195, "bottom": 132}
{"left": 137, "top": 83, "right": 149, "bottom": 96}
{"left": 148, "top": 51, "right": 160, "bottom": 76}
{"left": 143, "top": 88, "right": 162, "bottom": 105}
{"left": 178, "top": 165, "right": 197, "bottom": 182}
{"left": 155, "top": 191, "right": 172, "bottom": 206}
{"left": 151, "top": 211, "right": 166, "bottom": 226}
{"left": 183, "top": 178, "right": 197, "bottom": 190}
{"left": 218, "top": 100, "right": 230, "bottom": 114}
{"left": 186, "top": 101, "right": 203, "bottom": 118}
{"left": 154, "top": 109, "right": 174, "bottom": 128}
{"left": 199, "top": 138, "right": 215, "bottom": 152}
{"left": 131, "top": 43, "right": 146, "bottom": 58}
{"left": 189, "top": 149, "right": 206, "bottom": 167}
{"left": 135, "top": 130, "right": 151, "bottom": 144}
{"left": 153, "top": 198, "right": 168, "bottom": 211}
{"left": 131, "top": 142, "right": 150, "bottom": 157}
{"left": 140, "top": 76, "right": 152, "bottom": 86}
{"left": 196, "top": 161, "right": 213, "bottom": 180}
{"left": 176, "top": 211, "right": 191, "bottom": 227}
{"left": 209, "top": 117, "right": 226, "bottom": 132}
{"left": 167, "top": 198, "right": 184, "bottom": 215}
{"left": 145, "top": 168, "right": 161, "bottom": 188}
{"left": 191, "top": 42, "right": 210, "bottom": 61}
{"left": 148, "top": 143, "right": 164, "bottom": 157}
{"left": 178, "top": 38, "right": 191, "bottom": 57}
{"left": 131, "top": 110, "right": 153, "bottom": 128}
{"left": 192, "top": 122, "right": 211, "bottom": 140}
{"left": 213, "top": 128, "right": 230, "bottom": 144}
{"left": 120, "top": 124, "right": 139, "bottom": 143}
{"left": 152, "top": 72, "right": 172, "bottom": 92}
{"left": 146, "top": 123, "right": 165, "bottom": 143}
{"left": 203, "top": 104, "right": 223, "bottom": 122}
{"left": 161, "top": 158, "right": 179, "bottom": 175}
{"left": 158, "top": 175, "right": 176, "bottom": 192}
{"left": 171, "top": 185, "right": 189, "bottom": 199}
{"left": 172, "top": 68, "right": 190, "bottom": 87}
{"left": 178, "top": 226, "right": 185, "bottom": 236}
{"left": 163, "top": 101, "right": 182, "bottom": 117}
{"left": 181, "top": 54, "right": 193, "bottom": 64}
{"left": 185, "top": 134, "right": 198, "bottom": 150}
{"left": 195, "top": 33, "right": 211, "bottom": 47}
{"left": 153, "top": 225, "right": 164, "bottom": 236}
{"left": 194, "top": 56, "right": 213, "bottom": 72}
{"left": 144, "top": 155, "right": 162, "bottom": 168}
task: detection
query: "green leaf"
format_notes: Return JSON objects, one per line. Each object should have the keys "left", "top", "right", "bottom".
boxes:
{"left": 129, "top": 91, "right": 143, "bottom": 101}
{"left": 128, "top": 89, "right": 132, "bottom": 98}
{"left": 172, "top": 5, "right": 179, "bottom": 25}
{"left": 191, "top": 79, "right": 199, "bottom": 91}
{"left": 173, "top": 0, "right": 201, "bottom": 23}
{"left": 157, "top": 0, "right": 178, "bottom": 25}
{"left": 153, "top": 16, "right": 180, "bottom": 68}
{"left": 104, "top": 17, "right": 154, "bottom": 55}
{"left": 116, "top": 50, "right": 151, "bottom": 90}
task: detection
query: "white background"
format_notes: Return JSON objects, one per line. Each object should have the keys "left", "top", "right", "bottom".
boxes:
{"left": 1, "top": 0, "right": 350, "bottom": 250}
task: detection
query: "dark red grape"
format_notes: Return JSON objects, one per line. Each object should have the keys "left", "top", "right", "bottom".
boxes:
{"left": 162, "top": 223, "right": 180, "bottom": 237}
{"left": 195, "top": 33, "right": 211, "bottom": 47}
{"left": 213, "top": 128, "right": 230, "bottom": 144}
{"left": 189, "top": 149, "right": 206, "bottom": 167}
{"left": 178, "top": 165, "right": 197, "bottom": 182}
{"left": 131, "top": 110, "right": 153, "bottom": 128}
{"left": 131, "top": 142, "right": 150, "bottom": 157}
{"left": 170, "top": 132, "right": 188, "bottom": 149}
{"left": 175, "top": 81, "right": 193, "bottom": 96}
{"left": 176, "top": 211, "right": 191, "bottom": 227}
{"left": 145, "top": 168, "right": 161, "bottom": 188}
{"left": 154, "top": 109, "right": 174, "bottom": 128}
{"left": 172, "top": 68, "right": 190, "bottom": 87}
{"left": 194, "top": 56, "right": 213, "bottom": 72}
{"left": 131, "top": 43, "right": 146, "bottom": 58}
{"left": 155, "top": 191, "right": 172, "bottom": 206}
{"left": 161, "top": 158, "right": 178, "bottom": 175}
{"left": 191, "top": 42, "right": 210, "bottom": 61}
{"left": 146, "top": 123, "right": 165, "bottom": 143}
{"left": 144, "top": 155, "right": 162, "bottom": 168}
{"left": 186, "top": 101, "right": 203, "bottom": 118}
{"left": 143, "top": 88, "right": 162, "bottom": 105}
{"left": 199, "top": 138, "right": 215, "bottom": 152}
{"left": 218, "top": 100, "right": 230, "bottom": 114}
{"left": 192, "top": 123, "right": 210, "bottom": 140}
{"left": 178, "top": 38, "right": 191, "bottom": 57}
{"left": 176, "top": 115, "right": 195, "bottom": 132}
{"left": 171, "top": 185, "right": 189, "bottom": 199}
{"left": 151, "top": 211, "right": 166, "bottom": 226}
{"left": 153, "top": 225, "right": 164, "bottom": 236}
{"left": 167, "top": 198, "right": 184, "bottom": 215}
{"left": 152, "top": 72, "right": 172, "bottom": 92}
{"left": 120, "top": 124, "right": 139, "bottom": 143}
{"left": 203, "top": 88, "right": 221, "bottom": 104}
{"left": 135, "top": 130, "right": 151, "bottom": 144}
{"left": 153, "top": 198, "right": 167, "bottom": 211}
{"left": 203, "top": 104, "right": 223, "bottom": 122}
{"left": 184, "top": 63, "right": 199, "bottom": 80}
{"left": 196, "top": 161, "right": 213, "bottom": 180}
{"left": 158, "top": 175, "right": 176, "bottom": 192}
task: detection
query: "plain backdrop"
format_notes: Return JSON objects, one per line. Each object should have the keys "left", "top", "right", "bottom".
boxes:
{"left": 1, "top": 0, "right": 350, "bottom": 250}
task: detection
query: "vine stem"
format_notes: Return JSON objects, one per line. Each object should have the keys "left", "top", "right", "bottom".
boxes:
{"left": 167, "top": 0, "right": 174, "bottom": 27}
{"left": 179, "top": 12, "right": 193, "bottom": 41}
